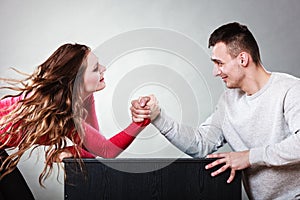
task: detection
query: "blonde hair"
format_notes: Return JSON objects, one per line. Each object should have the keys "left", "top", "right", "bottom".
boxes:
{"left": 0, "top": 43, "right": 90, "bottom": 186}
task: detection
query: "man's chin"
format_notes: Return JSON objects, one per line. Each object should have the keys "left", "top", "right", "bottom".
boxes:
{"left": 225, "top": 83, "right": 238, "bottom": 89}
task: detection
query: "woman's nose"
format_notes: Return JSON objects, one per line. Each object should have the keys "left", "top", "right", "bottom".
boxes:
{"left": 100, "top": 65, "right": 106, "bottom": 73}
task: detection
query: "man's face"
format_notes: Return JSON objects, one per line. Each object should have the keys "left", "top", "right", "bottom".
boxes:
{"left": 210, "top": 42, "right": 245, "bottom": 89}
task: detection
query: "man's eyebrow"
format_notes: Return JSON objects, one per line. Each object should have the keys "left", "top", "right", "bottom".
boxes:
{"left": 211, "top": 58, "right": 221, "bottom": 63}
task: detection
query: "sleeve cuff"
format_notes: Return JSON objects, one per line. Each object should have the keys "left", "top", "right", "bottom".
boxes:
{"left": 151, "top": 109, "right": 172, "bottom": 135}
{"left": 249, "top": 147, "right": 265, "bottom": 166}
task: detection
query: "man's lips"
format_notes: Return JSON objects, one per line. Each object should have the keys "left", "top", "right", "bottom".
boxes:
{"left": 221, "top": 76, "right": 228, "bottom": 81}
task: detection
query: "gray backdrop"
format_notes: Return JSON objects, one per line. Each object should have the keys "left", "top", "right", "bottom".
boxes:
{"left": 1, "top": 0, "right": 299, "bottom": 199}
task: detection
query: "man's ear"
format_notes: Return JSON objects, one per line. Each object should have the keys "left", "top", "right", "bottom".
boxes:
{"left": 239, "top": 52, "right": 249, "bottom": 67}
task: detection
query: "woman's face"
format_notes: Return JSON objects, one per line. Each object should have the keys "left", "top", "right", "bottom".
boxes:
{"left": 83, "top": 51, "right": 106, "bottom": 97}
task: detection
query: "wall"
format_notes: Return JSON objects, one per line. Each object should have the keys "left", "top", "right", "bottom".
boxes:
{"left": 1, "top": 0, "right": 299, "bottom": 199}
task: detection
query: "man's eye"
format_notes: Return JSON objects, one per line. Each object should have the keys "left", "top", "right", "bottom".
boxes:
{"left": 217, "top": 62, "right": 223, "bottom": 66}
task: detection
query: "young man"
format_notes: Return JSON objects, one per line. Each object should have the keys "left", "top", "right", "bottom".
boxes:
{"left": 131, "top": 22, "right": 300, "bottom": 199}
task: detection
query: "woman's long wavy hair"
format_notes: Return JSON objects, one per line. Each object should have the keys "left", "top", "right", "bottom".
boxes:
{"left": 0, "top": 43, "right": 90, "bottom": 186}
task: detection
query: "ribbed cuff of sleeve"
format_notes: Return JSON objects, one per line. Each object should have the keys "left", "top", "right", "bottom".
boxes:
{"left": 151, "top": 109, "right": 171, "bottom": 135}
{"left": 249, "top": 147, "right": 265, "bottom": 166}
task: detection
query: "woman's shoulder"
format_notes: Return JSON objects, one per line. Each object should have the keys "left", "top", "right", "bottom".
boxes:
{"left": 0, "top": 93, "right": 24, "bottom": 107}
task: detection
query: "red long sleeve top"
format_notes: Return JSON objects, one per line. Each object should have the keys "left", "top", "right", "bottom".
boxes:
{"left": 0, "top": 94, "right": 150, "bottom": 158}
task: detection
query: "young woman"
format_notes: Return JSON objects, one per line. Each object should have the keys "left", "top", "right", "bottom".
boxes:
{"left": 0, "top": 43, "right": 150, "bottom": 199}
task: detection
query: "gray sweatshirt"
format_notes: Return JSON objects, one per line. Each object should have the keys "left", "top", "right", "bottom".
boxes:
{"left": 152, "top": 72, "right": 300, "bottom": 200}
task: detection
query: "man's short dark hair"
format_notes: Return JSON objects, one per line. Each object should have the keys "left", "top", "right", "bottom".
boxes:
{"left": 208, "top": 22, "right": 261, "bottom": 65}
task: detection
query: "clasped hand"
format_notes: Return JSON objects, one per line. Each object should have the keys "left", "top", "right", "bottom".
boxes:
{"left": 130, "top": 94, "right": 160, "bottom": 122}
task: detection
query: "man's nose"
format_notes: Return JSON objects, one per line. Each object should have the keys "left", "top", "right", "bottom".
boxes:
{"left": 213, "top": 65, "right": 221, "bottom": 77}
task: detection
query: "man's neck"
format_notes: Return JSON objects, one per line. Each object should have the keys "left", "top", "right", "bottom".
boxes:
{"left": 241, "top": 64, "right": 271, "bottom": 96}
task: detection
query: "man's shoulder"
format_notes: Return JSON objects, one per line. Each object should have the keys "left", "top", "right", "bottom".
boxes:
{"left": 272, "top": 72, "right": 300, "bottom": 90}
{"left": 272, "top": 72, "right": 300, "bottom": 83}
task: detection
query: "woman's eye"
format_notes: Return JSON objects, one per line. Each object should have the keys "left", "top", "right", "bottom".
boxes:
{"left": 93, "top": 64, "right": 99, "bottom": 72}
